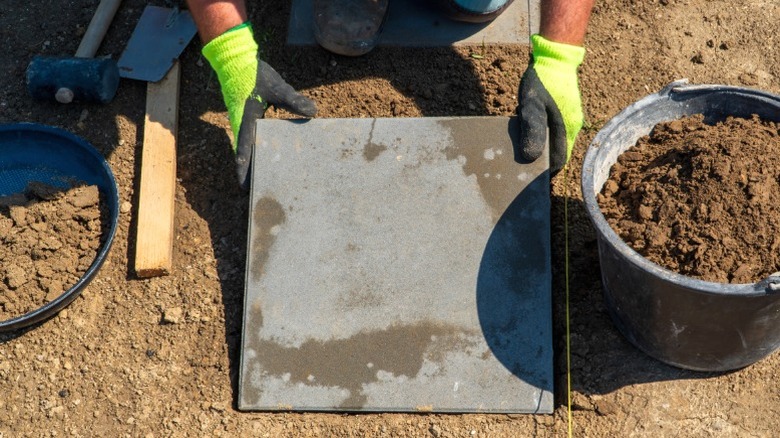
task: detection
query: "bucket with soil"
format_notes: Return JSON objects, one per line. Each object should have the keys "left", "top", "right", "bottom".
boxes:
{"left": 581, "top": 81, "right": 780, "bottom": 371}
{"left": 0, "top": 124, "right": 119, "bottom": 331}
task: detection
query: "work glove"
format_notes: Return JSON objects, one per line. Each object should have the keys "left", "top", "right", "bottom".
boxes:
{"left": 516, "top": 34, "right": 586, "bottom": 172}
{"left": 202, "top": 23, "right": 317, "bottom": 189}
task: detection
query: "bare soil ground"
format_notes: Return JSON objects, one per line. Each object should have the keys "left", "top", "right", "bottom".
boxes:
{"left": 1, "top": 0, "right": 779, "bottom": 436}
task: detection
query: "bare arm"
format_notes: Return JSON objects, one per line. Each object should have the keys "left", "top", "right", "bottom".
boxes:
{"left": 540, "top": 0, "right": 595, "bottom": 46}
{"left": 186, "top": 0, "right": 247, "bottom": 43}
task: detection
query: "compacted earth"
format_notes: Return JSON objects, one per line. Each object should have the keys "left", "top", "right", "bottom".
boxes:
{"left": 600, "top": 115, "right": 780, "bottom": 284}
{"left": 1, "top": 0, "right": 779, "bottom": 437}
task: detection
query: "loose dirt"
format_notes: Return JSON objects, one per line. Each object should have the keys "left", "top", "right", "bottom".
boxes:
{"left": 1, "top": 0, "right": 779, "bottom": 437}
{"left": 1, "top": 183, "right": 105, "bottom": 319}
{"left": 599, "top": 115, "right": 780, "bottom": 284}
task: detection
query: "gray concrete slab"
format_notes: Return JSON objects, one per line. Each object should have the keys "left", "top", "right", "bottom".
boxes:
{"left": 288, "top": 0, "right": 540, "bottom": 47}
{"left": 240, "top": 116, "right": 552, "bottom": 413}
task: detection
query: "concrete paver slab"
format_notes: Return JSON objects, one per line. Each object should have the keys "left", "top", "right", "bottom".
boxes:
{"left": 288, "top": 0, "right": 540, "bottom": 47}
{"left": 240, "top": 116, "right": 552, "bottom": 412}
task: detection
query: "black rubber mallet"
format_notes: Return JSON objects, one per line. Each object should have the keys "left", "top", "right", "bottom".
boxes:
{"left": 26, "top": 0, "right": 122, "bottom": 104}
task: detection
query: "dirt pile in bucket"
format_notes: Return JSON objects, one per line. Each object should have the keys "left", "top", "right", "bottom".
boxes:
{"left": 598, "top": 114, "right": 780, "bottom": 284}
{"left": 0, "top": 183, "right": 105, "bottom": 319}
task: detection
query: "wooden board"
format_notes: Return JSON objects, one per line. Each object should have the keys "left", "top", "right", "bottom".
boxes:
{"left": 134, "top": 61, "right": 180, "bottom": 277}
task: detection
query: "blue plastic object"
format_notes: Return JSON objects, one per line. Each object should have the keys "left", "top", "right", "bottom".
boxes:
{"left": 0, "top": 123, "right": 119, "bottom": 331}
{"left": 582, "top": 81, "right": 780, "bottom": 371}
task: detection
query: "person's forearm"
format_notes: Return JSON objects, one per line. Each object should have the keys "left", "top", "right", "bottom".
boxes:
{"left": 540, "top": 0, "right": 594, "bottom": 46}
{"left": 186, "top": 0, "right": 247, "bottom": 43}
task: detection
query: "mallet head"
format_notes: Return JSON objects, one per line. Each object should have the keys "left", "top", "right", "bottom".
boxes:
{"left": 26, "top": 56, "right": 120, "bottom": 104}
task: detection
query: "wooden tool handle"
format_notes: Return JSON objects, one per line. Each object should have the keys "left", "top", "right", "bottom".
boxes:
{"left": 75, "top": 0, "right": 122, "bottom": 58}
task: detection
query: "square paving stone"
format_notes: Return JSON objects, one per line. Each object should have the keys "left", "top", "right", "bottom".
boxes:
{"left": 240, "top": 116, "right": 552, "bottom": 413}
{"left": 288, "top": 0, "right": 540, "bottom": 47}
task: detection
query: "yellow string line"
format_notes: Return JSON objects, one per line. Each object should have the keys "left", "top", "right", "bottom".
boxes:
{"left": 564, "top": 163, "right": 573, "bottom": 438}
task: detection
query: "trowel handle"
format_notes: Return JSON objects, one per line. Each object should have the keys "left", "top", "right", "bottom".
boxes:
{"left": 75, "top": 0, "right": 122, "bottom": 58}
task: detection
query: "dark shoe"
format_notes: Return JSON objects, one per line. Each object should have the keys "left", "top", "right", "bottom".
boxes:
{"left": 434, "top": 0, "right": 514, "bottom": 23}
{"left": 313, "top": 0, "right": 390, "bottom": 56}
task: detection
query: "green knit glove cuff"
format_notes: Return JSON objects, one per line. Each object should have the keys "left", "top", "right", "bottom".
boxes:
{"left": 531, "top": 34, "right": 586, "bottom": 156}
{"left": 202, "top": 23, "right": 260, "bottom": 151}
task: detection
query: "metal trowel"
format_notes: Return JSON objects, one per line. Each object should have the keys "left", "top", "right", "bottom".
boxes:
{"left": 117, "top": 5, "right": 197, "bottom": 82}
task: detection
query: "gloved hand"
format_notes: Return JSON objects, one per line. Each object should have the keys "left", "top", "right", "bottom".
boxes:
{"left": 516, "top": 34, "right": 586, "bottom": 172}
{"left": 202, "top": 23, "right": 317, "bottom": 188}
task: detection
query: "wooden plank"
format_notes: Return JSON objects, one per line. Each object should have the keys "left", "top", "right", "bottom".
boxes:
{"left": 134, "top": 61, "right": 180, "bottom": 277}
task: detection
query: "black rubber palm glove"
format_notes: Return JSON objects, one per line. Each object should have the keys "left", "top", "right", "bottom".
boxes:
{"left": 203, "top": 23, "right": 317, "bottom": 189}
{"left": 517, "top": 35, "right": 586, "bottom": 172}
{"left": 235, "top": 61, "right": 317, "bottom": 189}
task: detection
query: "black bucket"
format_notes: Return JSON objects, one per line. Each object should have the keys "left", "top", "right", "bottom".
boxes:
{"left": 581, "top": 81, "right": 780, "bottom": 371}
